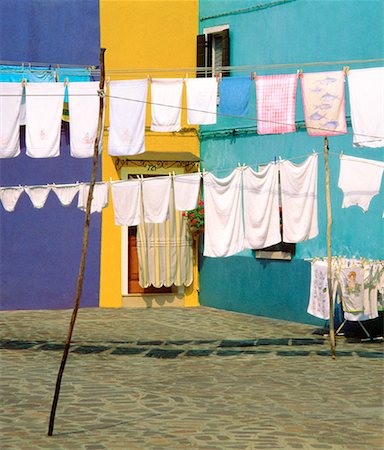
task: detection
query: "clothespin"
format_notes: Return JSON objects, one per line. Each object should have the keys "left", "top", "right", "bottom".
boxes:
{"left": 106, "top": 76, "right": 110, "bottom": 85}
{"left": 274, "top": 156, "right": 277, "bottom": 165}
{"left": 64, "top": 77, "right": 69, "bottom": 87}
{"left": 202, "top": 168, "right": 206, "bottom": 175}
{"left": 340, "top": 150, "right": 344, "bottom": 159}
{"left": 219, "top": 73, "right": 222, "bottom": 82}
{"left": 147, "top": 74, "right": 152, "bottom": 83}
{"left": 343, "top": 66, "right": 350, "bottom": 76}
{"left": 186, "top": 73, "right": 189, "bottom": 79}
{"left": 297, "top": 69, "right": 303, "bottom": 78}
{"left": 172, "top": 171, "right": 175, "bottom": 177}
{"left": 21, "top": 78, "right": 27, "bottom": 87}
{"left": 253, "top": 72, "right": 257, "bottom": 80}
{"left": 215, "top": 73, "right": 220, "bottom": 82}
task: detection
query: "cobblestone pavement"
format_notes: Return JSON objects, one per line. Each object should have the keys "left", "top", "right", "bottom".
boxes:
{"left": 1, "top": 307, "right": 383, "bottom": 449}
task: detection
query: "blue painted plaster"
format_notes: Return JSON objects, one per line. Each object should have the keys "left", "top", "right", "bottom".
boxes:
{"left": 0, "top": 0, "right": 101, "bottom": 310}
{"left": 198, "top": 0, "right": 384, "bottom": 324}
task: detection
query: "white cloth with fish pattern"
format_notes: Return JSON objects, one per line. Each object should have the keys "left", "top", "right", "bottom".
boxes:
{"left": 301, "top": 71, "right": 347, "bottom": 136}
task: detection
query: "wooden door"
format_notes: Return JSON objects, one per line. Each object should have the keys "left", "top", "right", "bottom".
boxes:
{"left": 128, "top": 227, "right": 172, "bottom": 294}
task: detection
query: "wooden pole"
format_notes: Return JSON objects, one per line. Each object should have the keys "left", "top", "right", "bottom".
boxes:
{"left": 48, "top": 47, "right": 106, "bottom": 436}
{"left": 323, "top": 136, "right": 336, "bottom": 359}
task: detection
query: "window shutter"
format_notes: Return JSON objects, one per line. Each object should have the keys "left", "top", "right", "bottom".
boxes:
{"left": 221, "top": 28, "right": 230, "bottom": 77}
{"left": 196, "top": 34, "right": 206, "bottom": 78}
{"left": 206, "top": 33, "right": 213, "bottom": 77}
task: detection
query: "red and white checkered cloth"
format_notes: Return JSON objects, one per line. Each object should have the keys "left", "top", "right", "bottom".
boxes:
{"left": 256, "top": 74, "right": 298, "bottom": 135}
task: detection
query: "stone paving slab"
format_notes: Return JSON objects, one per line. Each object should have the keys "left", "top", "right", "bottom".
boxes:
{"left": 0, "top": 307, "right": 383, "bottom": 449}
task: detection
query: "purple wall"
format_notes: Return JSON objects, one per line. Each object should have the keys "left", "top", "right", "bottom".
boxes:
{"left": 0, "top": 0, "right": 101, "bottom": 310}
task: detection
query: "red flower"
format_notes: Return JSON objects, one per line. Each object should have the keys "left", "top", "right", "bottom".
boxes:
{"left": 182, "top": 212, "right": 186, "bottom": 217}
{"left": 198, "top": 200, "right": 204, "bottom": 206}
{"left": 189, "top": 213, "right": 194, "bottom": 218}
{"left": 200, "top": 209, "right": 204, "bottom": 214}
{"left": 192, "top": 219, "right": 197, "bottom": 224}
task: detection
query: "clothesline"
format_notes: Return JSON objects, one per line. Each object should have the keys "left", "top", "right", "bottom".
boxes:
{"left": 1, "top": 90, "right": 383, "bottom": 141}
{"left": 1, "top": 151, "right": 382, "bottom": 189}
{"left": 2, "top": 57, "right": 383, "bottom": 75}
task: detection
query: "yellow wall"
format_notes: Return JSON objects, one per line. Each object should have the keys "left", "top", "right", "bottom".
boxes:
{"left": 99, "top": 0, "right": 199, "bottom": 308}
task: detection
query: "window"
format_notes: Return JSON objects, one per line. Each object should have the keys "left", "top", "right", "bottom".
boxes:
{"left": 196, "top": 26, "right": 230, "bottom": 77}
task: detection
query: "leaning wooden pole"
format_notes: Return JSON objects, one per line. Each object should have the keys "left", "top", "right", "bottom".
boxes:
{"left": 323, "top": 136, "right": 336, "bottom": 359}
{"left": 48, "top": 48, "right": 106, "bottom": 436}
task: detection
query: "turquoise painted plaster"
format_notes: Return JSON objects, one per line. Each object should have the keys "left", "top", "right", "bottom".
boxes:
{"left": 198, "top": 0, "right": 384, "bottom": 324}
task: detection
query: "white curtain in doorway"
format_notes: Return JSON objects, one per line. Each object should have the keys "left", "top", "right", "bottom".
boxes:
{"left": 136, "top": 187, "right": 194, "bottom": 288}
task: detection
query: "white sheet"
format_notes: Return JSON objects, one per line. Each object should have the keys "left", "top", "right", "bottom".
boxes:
{"left": 203, "top": 169, "right": 244, "bottom": 257}
{"left": 173, "top": 173, "right": 201, "bottom": 211}
{"left": 142, "top": 176, "right": 171, "bottom": 223}
{"left": 68, "top": 82, "right": 100, "bottom": 158}
{"left": 279, "top": 154, "right": 319, "bottom": 243}
{"left": 24, "top": 186, "right": 51, "bottom": 209}
{"left": 111, "top": 180, "right": 142, "bottom": 226}
{"left": 338, "top": 154, "right": 384, "bottom": 212}
{"left": 52, "top": 184, "right": 80, "bottom": 206}
{"left": 25, "top": 82, "right": 65, "bottom": 158}
{"left": 348, "top": 67, "right": 384, "bottom": 148}
{"left": 186, "top": 78, "right": 217, "bottom": 125}
{"left": 243, "top": 164, "right": 281, "bottom": 249}
{"left": 0, "top": 187, "right": 24, "bottom": 212}
{"left": 150, "top": 78, "right": 183, "bottom": 132}
{"left": 77, "top": 183, "right": 109, "bottom": 214}
{"left": 0, "top": 83, "right": 23, "bottom": 158}
{"left": 108, "top": 79, "right": 148, "bottom": 156}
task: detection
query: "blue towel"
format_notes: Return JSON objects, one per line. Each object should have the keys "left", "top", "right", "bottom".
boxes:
{"left": 218, "top": 77, "right": 252, "bottom": 116}
{"left": 0, "top": 65, "right": 55, "bottom": 82}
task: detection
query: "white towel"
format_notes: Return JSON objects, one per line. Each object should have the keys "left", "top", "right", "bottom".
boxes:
{"left": 0, "top": 83, "right": 23, "bottom": 158}
{"left": 173, "top": 173, "right": 201, "bottom": 211}
{"left": 203, "top": 170, "right": 244, "bottom": 257}
{"left": 280, "top": 154, "right": 318, "bottom": 243}
{"left": 150, "top": 78, "right": 183, "bottom": 132}
{"left": 24, "top": 186, "right": 51, "bottom": 209}
{"left": 142, "top": 177, "right": 171, "bottom": 223}
{"left": 243, "top": 164, "right": 281, "bottom": 249}
{"left": 108, "top": 79, "right": 148, "bottom": 156}
{"left": 348, "top": 67, "right": 384, "bottom": 148}
{"left": 68, "top": 82, "right": 100, "bottom": 158}
{"left": 52, "top": 184, "right": 80, "bottom": 207}
{"left": 25, "top": 82, "right": 65, "bottom": 158}
{"left": 77, "top": 183, "right": 109, "bottom": 213}
{"left": 338, "top": 154, "right": 384, "bottom": 212}
{"left": 111, "top": 180, "right": 142, "bottom": 226}
{"left": 186, "top": 78, "right": 217, "bottom": 125}
{"left": 0, "top": 187, "right": 24, "bottom": 212}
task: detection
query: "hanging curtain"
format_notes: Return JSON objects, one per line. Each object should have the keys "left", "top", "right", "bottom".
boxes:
{"left": 136, "top": 185, "right": 194, "bottom": 288}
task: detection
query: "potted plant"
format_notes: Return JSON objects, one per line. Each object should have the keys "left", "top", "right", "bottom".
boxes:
{"left": 182, "top": 200, "right": 204, "bottom": 240}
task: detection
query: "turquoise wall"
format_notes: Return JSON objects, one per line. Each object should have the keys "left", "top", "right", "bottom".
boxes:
{"left": 198, "top": 0, "right": 384, "bottom": 325}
